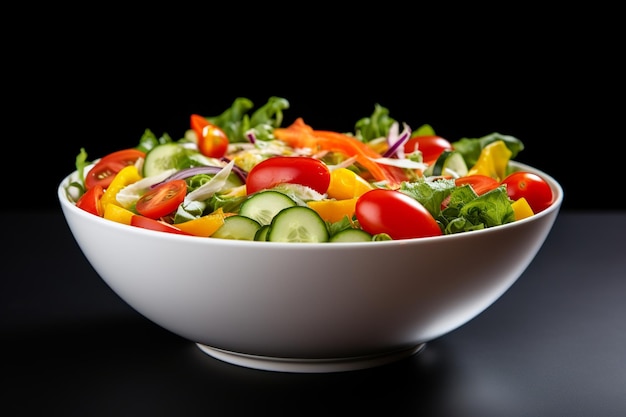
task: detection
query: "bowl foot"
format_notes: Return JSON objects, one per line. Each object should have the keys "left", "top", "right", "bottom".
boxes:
{"left": 196, "top": 343, "right": 426, "bottom": 373}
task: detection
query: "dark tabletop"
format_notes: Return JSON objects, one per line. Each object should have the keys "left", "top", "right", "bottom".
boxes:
{"left": 2, "top": 210, "right": 625, "bottom": 417}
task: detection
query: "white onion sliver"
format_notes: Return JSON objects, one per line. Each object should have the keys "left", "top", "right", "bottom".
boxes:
{"left": 369, "top": 157, "right": 428, "bottom": 170}
{"left": 115, "top": 169, "right": 178, "bottom": 208}
{"left": 328, "top": 155, "right": 358, "bottom": 171}
{"left": 162, "top": 166, "right": 226, "bottom": 183}
{"left": 184, "top": 160, "right": 235, "bottom": 202}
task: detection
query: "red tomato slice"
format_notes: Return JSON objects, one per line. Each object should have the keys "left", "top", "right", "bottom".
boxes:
{"left": 85, "top": 148, "right": 146, "bottom": 190}
{"left": 75, "top": 184, "right": 104, "bottom": 216}
{"left": 130, "top": 215, "right": 192, "bottom": 235}
{"left": 455, "top": 175, "right": 500, "bottom": 196}
{"left": 135, "top": 180, "right": 187, "bottom": 219}
{"left": 404, "top": 135, "right": 453, "bottom": 165}
{"left": 246, "top": 156, "right": 331, "bottom": 195}
{"left": 355, "top": 189, "right": 442, "bottom": 240}
{"left": 190, "top": 114, "right": 229, "bottom": 158}
{"left": 501, "top": 171, "right": 553, "bottom": 213}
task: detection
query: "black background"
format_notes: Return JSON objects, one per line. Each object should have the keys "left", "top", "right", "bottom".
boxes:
{"left": 3, "top": 9, "right": 626, "bottom": 416}
{"left": 5, "top": 9, "right": 623, "bottom": 212}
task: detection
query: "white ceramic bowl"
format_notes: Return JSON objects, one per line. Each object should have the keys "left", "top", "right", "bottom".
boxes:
{"left": 58, "top": 161, "right": 563, "bottom": 373}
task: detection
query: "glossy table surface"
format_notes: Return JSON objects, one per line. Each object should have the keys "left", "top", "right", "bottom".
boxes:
{"left": 2, "top": 210, "right": 625, "bottom": 416}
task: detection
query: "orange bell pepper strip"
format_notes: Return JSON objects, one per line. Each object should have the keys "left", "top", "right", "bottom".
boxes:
{"left": 273, "top": 118, "right": 409, "bottom": 187}
{"left": 175, "top": 208, "right": 227, "bottom": 237}
{"left": 307, "top": 198, "right": 359, "bottom": 223}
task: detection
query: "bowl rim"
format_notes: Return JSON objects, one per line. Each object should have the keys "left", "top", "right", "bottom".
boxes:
{"left": 58, "top": 160, "right": 563, "bottom": 249}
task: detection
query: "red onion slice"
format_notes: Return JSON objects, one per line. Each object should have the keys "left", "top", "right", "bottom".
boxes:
{"left": 382, "top": 122, "right": 412, "bottom": 158}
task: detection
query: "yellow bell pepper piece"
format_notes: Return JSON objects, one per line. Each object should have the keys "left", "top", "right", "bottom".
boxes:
{"left": 308, "top": 198, "right": 358, "bottom": 223}
{"left": 99, "top": 165, "right": 143, "bottom": 211}
{"left": 103, "top": 204, "right": 135, "bottom": 225}
{"left": 511, "top": 197, "right": 535, "bottom": 221}
{"left": 327, "top": 168, "right": 373, "bottom": 200}
{"left": 175, "top": 208, "right": 227, "bottom": 237}
{"left": 221, "top": 184, "right": 247, "bottom": 198}
{"left": 467, "top": 140, "right": 512, "bottom": 181}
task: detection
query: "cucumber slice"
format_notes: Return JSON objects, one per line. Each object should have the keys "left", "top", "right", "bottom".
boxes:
{"left": 211, "top": 215, "right": 261, "bottom": 240}
{"left": 426, "top": 150, "right": 468, "bottom": 178}
{"left": 267, "top": 206, "right": 329, "bottom": 243}
{"left": 143, "top": 143, "right": 189, "bottom": 177}
{"left": 254, "top": 224, "right": 271, "bottom": 241}
{"left": 329, "top": 228, "right": 373, "bottom": 242}
{"left": 239, "top": 191, "right": 297, "bottom": 226}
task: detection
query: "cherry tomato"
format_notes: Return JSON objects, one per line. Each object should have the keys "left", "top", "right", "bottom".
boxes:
{"left": 85, "top": 148, "right": 146, "bottom": 190}
{"left": 355, "top": 189, "right": 442, "bottom": 240}
{"left": 246, "top": 156, "right": 331, "bottom": 195}
{"left": 455, "top": 175, "right": 500, "bottom": 196}
{"left": 135, "top": 179, "right": 187, "bottom": 219}
{"left": 404, "top": 135, "right": 453, "bottom": 165}
{"left": 190, "top": 114, "right": 229, "bottom": 158}
{"left": 130, "top": 215, "right": 192, "bottom": 235}
{"left": 76, "top": 184, "right": 104, "bottom": 216}
{"left": 501, "top": 171, "right": 553, "bottom": 214}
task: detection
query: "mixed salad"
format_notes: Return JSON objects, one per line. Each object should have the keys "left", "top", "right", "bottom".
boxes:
{"left": 65, "top": 97, "right": 554, "bottom": 242}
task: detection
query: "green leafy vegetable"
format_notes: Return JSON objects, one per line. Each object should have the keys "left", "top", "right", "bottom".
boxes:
{"left": 67, "top": 147, "right": 91, "bottom": 198}
{"left": 452, "top": 132, "right": 524, "bottom": 168}
{"left": 205, "top": 96, "right": 290, "bottom": 143}
{"left": 137, "top": 129, "right": 175, "bottom": 153}
{"left": 400, "top": 179, "right": 515, "bottom": 235}
{"left": 410, "top": 124, "right": 437, "bottom": 137}
{"left": 399, "top": 178, "right": 456, "bottom": 218}
{"left": 441, "top": 186, "right": 515, "bottom": 234}
{"left": 354, "top": 103, "right": 397, "bottom": 142}
{"left": 206, "top": 97, "right": 255, "bottom": 143}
